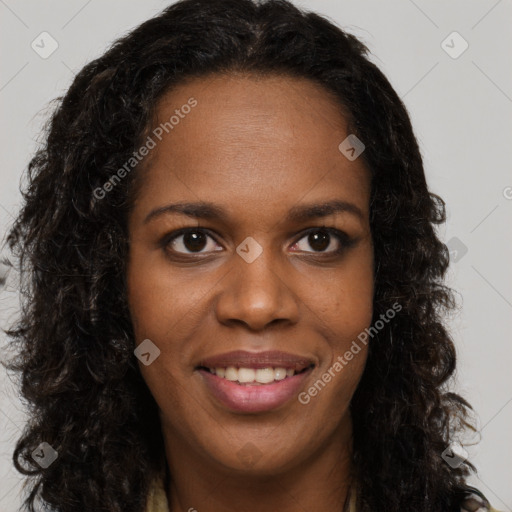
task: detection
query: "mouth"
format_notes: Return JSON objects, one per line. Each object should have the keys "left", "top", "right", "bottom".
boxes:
{"left": 196, "top": 363, "right": 315, "bottom": 413}
{"left": 196, "top": 364, "right": 314, "bottom": 385}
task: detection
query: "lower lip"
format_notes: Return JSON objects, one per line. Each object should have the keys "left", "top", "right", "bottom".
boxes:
{"left": 198, "top": 367, "right": 313, "bottom": 413}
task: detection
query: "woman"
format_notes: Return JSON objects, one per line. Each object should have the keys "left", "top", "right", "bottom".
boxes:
{"left": 4, "top": 0, "right": 503, "bottom": 511}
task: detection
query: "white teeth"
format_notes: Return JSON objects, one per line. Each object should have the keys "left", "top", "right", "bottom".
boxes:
{"left": 211, "top": 366, "right": 299, "bottom": 384}
{"left": 273, "top": 368, "right": 287, "bottom": 380}
{"left": 224, "top": 367, "right": 238, "bottom": 381}
{"left": 256, "top": 368, "right": 278, "bottom": 383}
{"left": 238, "top": 368, "right": 256, "bottom": 383}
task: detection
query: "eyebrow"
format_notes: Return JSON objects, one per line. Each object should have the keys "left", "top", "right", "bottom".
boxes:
{"left": 143, "top": 199, "right": 365, "bottom": 225}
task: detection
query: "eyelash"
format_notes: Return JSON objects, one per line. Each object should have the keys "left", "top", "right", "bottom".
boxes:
{"left": 160, "top": 226, "right": 357, "bottom": 259}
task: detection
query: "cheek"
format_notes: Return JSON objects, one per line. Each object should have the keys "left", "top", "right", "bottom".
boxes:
{"left": 126, "top": 247, "right": 198, "bottom": 418}
{"left": 298, "top": 250, "right": 374, "bottom": 342}
{"left": 126, "top": 243, "right": 208, "bottom": 338}
{"left": 294, "top": 249, "right": 374, "bottom": 405}
{"left": 297, "top": 265, "right": 372, "bottom": 424}
{"left": 126, "top": 244, "right": 221, "bottom": 390}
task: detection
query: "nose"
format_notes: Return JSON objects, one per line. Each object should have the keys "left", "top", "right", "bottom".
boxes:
{"left": 215, "top": 246, "right": 301, "bottom": 331}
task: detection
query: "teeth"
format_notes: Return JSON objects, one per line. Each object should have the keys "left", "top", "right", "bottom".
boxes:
{"left": 224, "top": 367, "right": 238, "bottom": 381}
{"left": 212, "top": 366, "right": 297, "bottom": 384}
{"left": 238, "top": 368, "right": 256, "bottom": 383}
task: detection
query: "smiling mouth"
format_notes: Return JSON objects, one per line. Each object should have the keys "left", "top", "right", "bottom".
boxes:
{"left": 196, "top": 364, "right": 314, "bottom": 386}
{"left": 197, "top": 364, "right": 315, "bottom": 413}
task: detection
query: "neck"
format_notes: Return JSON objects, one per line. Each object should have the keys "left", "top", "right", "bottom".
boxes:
{"left": 162, "top": 414, "right": 354, "bottom": 512}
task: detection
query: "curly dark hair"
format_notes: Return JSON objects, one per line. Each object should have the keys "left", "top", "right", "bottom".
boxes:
{"left": 3, "top": 0, "right": 479, "bottom": 510}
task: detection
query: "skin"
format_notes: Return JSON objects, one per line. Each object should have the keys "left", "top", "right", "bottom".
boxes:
{"left": 126, "top": 73, "right": 374, "bottom": 512}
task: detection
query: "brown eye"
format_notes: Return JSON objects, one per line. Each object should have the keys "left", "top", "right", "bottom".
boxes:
{"left": 307, "top": 230, "right": 330, "bottom": 252}
{"left": 162, "top": 226, "right": 356, "bottom": 260}
{"left": 291, "top": 228, "right": 354, "bottom": 254}
{"left": 165, "top": 229, "right": 222, "bottom": 254}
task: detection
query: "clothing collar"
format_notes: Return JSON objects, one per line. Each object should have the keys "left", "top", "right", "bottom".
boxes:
{"left": 145, "top": 475, "right": 358, "bottom": 512}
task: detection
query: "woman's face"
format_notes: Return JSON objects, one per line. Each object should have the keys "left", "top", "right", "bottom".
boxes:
{"left": 127, "top": 73, "right": 374, "bottom": 474}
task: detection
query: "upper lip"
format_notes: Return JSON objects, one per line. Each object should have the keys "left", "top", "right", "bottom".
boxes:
{"left": 196, "top": 350, "right": 316, "bottom": 372}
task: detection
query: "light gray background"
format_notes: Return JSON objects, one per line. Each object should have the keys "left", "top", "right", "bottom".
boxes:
{"left": 1, "top": 1, "right": 511, "bottom": 510}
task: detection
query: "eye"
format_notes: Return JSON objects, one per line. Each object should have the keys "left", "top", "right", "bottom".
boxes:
{"left": 161, "top": 226, "right": 356, "bottom": 259}
{"left": 290, "top": 227, "right": 354, "bottom": 255}
{"left": 163, "top": 228, "right": 222, "bottom": 255}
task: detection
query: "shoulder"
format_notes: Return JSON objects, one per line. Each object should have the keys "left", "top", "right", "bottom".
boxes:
{"left": 145, "top": 474, "right": 170, "bottom": 512}
{"left": 455, "top": 485, "right": 503, "bottom": 512}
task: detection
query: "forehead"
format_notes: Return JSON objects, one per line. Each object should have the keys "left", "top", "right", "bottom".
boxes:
{"left": 131, "top": 73, "right": 370, "bottom": 224}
